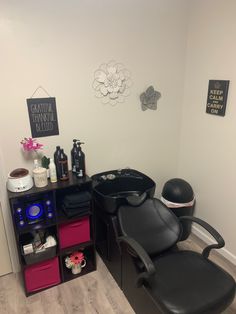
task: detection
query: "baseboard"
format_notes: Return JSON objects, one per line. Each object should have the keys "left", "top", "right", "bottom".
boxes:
{"left": 192, "top": 225, "right": 236, "bottom": 265}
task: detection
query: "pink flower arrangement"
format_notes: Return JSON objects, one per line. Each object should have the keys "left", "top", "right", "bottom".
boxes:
{"left": 65, "top": 251, "right": 85, "bottom": 268}
{"left": 21, "top": 137, "right": 43, "bottom": 152}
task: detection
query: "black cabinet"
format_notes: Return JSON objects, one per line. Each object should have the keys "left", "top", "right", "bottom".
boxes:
{"left": 95, "top": 206, "right": 122, "bottom": 288}
{"left": 8, "top": 172, "right": 96, "bottom": 296}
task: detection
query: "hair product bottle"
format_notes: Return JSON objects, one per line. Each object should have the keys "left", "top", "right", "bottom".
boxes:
{"left": 58, "top": 149, "right": 69, "bottom": 181}
{"left": 71, "top": 139, "right": 78, "bottom": 174}
{"left": 54, "top": 146, "right": 61, "bottom": 177}
{"left": 49, "top": 158, "right": 57, "bottom": 183}
{"left": 76, "top": 141, "right": 86, "bottom": 178}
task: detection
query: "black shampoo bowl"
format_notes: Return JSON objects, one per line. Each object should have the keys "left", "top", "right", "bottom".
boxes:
{"left": 92, "top": 169, "right": 156, "bottom": 214}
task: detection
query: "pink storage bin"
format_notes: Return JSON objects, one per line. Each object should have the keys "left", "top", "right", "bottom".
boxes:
{"left": 59, "top": 216, "right": 90, "bottom": 249}
{"left": 24, "top": 257, "right": 61, "bottom": 293}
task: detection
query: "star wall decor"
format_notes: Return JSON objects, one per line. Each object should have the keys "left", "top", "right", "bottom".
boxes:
{"left": 140, "top": 86, "right": 161, "bottom": 111}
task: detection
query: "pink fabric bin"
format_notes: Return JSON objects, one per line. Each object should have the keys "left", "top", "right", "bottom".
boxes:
{"left": 24, "top": 257, "right": 61, "bottom": 293}
{"left": 59, "top": 216, "right": 90, "bottom": 249}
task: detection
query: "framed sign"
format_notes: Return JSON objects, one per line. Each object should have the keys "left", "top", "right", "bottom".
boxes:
{"left": 206, "top": 80, "right": 230, "bottom": 116}
{"left": 27, "top": 97, "right": 59, "bottom": 138}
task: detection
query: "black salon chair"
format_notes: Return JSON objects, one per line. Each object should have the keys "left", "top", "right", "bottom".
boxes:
{"left": 118, "top": 198, "right": 236, "bottom": 314}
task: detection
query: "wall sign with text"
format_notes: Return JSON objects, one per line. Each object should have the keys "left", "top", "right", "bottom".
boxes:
{"left": 206, "top": 80, "right": 230, "bottom": 117}
{"left": 27, "top": 97, "right": 59, "bottom": 138}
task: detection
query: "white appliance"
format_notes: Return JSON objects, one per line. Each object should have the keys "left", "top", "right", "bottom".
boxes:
{"left": 7, "top": 168, "right": 33, "bottom": 193}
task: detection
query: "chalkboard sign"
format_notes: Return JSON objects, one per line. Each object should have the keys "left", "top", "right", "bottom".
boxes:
{"left": 206, "top": 80, "right": 230, "bottom": 116}
{"left": 27, "top": 97, "right": 59, "bottom": 138}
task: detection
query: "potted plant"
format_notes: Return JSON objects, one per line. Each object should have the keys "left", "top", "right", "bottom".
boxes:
{"left": 41, "top": 156, "right": 50, "bottom": 178}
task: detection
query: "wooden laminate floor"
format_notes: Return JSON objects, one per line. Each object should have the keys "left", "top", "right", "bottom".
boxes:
{"left": 0, "top": 235, "right": 235, "bottom": 314}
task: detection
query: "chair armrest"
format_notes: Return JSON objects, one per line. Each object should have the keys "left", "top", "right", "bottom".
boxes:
{"left": 179, "top": 216, "right": 225, "bottom": 258}
{"left": 118, "top": 236, "right": 156, "bottom": 287}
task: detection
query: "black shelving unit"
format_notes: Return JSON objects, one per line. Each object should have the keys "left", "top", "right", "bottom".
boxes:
{"left": 8, "top": 171, "right": 96, "bottom": 296}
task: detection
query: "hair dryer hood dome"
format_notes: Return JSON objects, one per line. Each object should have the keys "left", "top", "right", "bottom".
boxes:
{"left": 162, "top": 178, "right": 194, "bottom": 203}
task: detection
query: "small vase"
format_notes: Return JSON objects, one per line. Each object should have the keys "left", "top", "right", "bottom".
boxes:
{"left": 71, "top": 264, "right": 82, "bottom": 275}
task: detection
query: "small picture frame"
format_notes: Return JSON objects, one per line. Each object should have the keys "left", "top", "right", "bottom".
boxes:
{"left": 27, "top": 97, "right": 59, "bottom": 138}
{"left": 206, "top": 80, "right": 230, "bottom": 117}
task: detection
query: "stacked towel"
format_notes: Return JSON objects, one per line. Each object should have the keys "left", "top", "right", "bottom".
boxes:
{"left": 62, "top": 191, "right": 91, "bottom": 218}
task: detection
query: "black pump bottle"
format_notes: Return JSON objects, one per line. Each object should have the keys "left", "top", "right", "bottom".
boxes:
{"left": 54, "top": 146, "right": 61, "bottom": 178}
{"left": 76, "top": 141, "right": 85, "bottom": 178}
{"left": 71, "top": 139, "right": 78, "bottom": 173}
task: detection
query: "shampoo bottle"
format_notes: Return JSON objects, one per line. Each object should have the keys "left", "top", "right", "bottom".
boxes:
{"left": 54, "top": 146, "right": 61, "bottom": 177}
{"left": 71, "top": 139, "right": 78, "bottom": 173}
{"left": 49, "top": 158, "right": 57, "bottom": 183}
{"left": 58, "top": 149, "right": 69, "bottom": 181}
{"left": 76, "top": 141, "right": 86, "bottom": 178}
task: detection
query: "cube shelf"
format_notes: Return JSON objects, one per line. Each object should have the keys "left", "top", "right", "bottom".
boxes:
{"left": 8, "top": 172, "right": 96, "bottom": 296}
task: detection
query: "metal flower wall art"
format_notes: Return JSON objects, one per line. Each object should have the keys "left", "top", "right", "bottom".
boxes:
{"left": 140, "top": 86, "right": 161, "bottom": 111}
{"left": 93, "top": 61, "right": 132, "bottom": 106}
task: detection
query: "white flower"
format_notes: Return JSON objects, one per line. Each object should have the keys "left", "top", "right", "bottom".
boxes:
{"left": 93, "top": 61, "right": 132, "bottom": 105}
{"left": 65, "top": 256, "right": 73, "bottom": 269}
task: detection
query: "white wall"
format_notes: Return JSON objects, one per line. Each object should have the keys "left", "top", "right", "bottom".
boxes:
{"left": 0, "top": 0, "right": 188, "bottom": 270}
{"left": 179, "top": 0, "right": 236, "bottom": 262}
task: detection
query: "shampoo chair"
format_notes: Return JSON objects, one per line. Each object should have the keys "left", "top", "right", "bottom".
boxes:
{"left": 118, "top": 198, "right": 235, "bottom": 314}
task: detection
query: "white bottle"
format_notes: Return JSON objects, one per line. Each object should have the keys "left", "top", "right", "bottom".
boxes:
{"left": 33, "top": 159, "right": 40, "bottom": 169}
{"left": 49, "top": 158, "right": 57, "bottom": 183}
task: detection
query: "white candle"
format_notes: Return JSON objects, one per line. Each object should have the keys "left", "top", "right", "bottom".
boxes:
{"left": 33, "top": 167, "right": 48, "bottom": 188}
